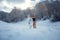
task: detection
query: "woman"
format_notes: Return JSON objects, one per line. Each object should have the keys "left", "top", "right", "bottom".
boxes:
{"left": 32, "top": 15, "right": 36, "bottom": 28}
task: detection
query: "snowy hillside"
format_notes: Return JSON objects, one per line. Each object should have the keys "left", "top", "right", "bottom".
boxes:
{"left": 0, "top": 19, "right": 60, "bottom": 40}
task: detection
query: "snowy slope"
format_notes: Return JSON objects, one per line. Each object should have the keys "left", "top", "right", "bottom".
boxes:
{"left": 0, "top": 19, "right": 60, "bottom": 40}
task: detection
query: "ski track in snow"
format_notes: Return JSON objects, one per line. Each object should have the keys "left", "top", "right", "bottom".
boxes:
{"left": 0, "top": 19, "right": 60, "bottom": 40}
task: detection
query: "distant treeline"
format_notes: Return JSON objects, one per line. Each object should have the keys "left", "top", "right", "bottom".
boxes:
{"left": 0, "top": 0, "right": 60, "bottom": 23}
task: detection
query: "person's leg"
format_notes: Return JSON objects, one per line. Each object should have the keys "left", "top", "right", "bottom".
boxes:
{"left": 33, "top": 21, "right": 36, "bottom": 28}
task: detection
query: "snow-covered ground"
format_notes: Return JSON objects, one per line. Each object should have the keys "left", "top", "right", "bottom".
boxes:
{"left": 0, "top": 19, "right": 60, "bottom": 40}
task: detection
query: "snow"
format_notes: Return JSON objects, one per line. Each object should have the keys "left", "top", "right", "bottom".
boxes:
{"left": 0, "top": 19, "right": 60, "bottom": 40}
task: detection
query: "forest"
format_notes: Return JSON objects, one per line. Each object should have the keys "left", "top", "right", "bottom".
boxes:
{"left": 0, "top": 0, "right": 60, "bottom": 23}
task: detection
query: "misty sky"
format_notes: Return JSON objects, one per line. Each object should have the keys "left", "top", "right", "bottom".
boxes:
{"left": 0, "top": 0, "right": 45, "bottom": 12}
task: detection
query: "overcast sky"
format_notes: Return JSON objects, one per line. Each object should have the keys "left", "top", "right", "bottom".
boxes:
{"left": 0, "top": 0, "right": 45, "bottom": 12}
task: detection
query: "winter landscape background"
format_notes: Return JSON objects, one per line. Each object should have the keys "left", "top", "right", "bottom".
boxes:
{"left": 0, "top": 0, "right": 60, "bottom": 40}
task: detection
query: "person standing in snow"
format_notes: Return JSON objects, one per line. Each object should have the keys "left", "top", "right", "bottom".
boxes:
{"left": 32, "top": 14, "right": 36, "bottom": 28}
{"left": 28, "top": 14, "right": 36, "bottom": 28}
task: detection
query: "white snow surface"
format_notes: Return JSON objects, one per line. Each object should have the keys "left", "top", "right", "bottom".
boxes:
{"left": 0, "top": 19, "right": 60, "bottom": 40}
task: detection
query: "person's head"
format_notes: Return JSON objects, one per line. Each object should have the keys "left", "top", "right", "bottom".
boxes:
{"left": 32, "top": 14, "right": 35, "bottom": 17}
